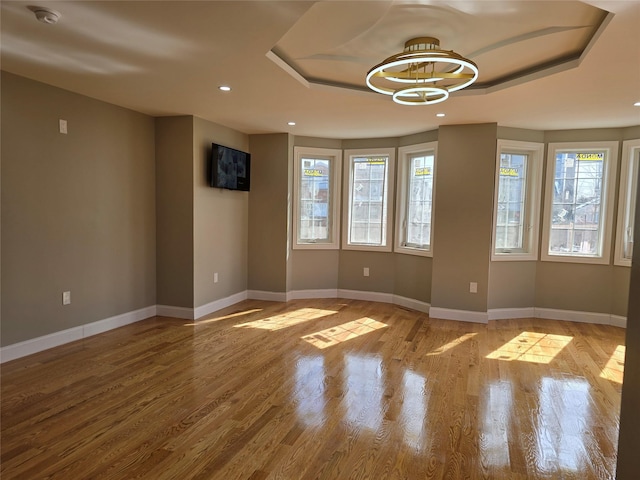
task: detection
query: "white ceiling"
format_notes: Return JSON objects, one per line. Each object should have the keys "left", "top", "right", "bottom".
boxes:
{"left": 2, "top": 0, "right": 639, "bottom": 139}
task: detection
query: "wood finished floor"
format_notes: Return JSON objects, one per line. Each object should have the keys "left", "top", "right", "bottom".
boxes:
{"left": 1, "top": 299, "right": 626, "bottom": 479}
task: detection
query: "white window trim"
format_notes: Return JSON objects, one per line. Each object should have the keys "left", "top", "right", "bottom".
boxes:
{"left": 292, "top": 146, "right": 342, "bottom": 250}
{"left": 491, "top": 140, "right": 544, "bottom": 261}
{"left": 614, "top": 139, "right": 640, "bottom": 267}
{"left": 395, "top": 142, "right": 437, "bottom": 257}
{"left": 342, "top": 147, "right": 395, "bottom": 252}
{"left": 541, "top": 141, "right": 619, "bottom": 265}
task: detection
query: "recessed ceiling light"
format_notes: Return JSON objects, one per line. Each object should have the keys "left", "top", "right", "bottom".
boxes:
{"left": 634, "top": 101, "right": 640, "bottom": 107}
{"left": 288, "top": 121, "right": 296, "bottom": 126}
{"left": 29, "top": 6, "right": 61, "bottom": 24}
{"left": 218, "top": 86, "right": 231, "bottom": 92}
{"left": 436, "top": 113, "right": 446, "bottom": 117}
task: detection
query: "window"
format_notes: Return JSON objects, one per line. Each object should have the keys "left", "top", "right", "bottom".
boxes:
{"left": 541, "top": 141, "right": 619, "bottom": 264}
{"left": 614, "top": 139, "right": 640, "bottom": 266}
{"left": 343, "top": 148, "right": 395, "bottom": 251}
{"left": 491, "top": 140, "right": 544, "bottom": 261}
{"left": 395, "top": 142, "right": 437, "bottom": 256}
{"left": 293, "top": 147, "right": 341, "bottom": 249}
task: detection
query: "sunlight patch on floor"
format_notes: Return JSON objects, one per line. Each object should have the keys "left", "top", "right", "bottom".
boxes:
{"left": 302, "top": 317, "right": 387, "bottom": 349}
{"left": 600, "top": 344, "right": 625, "bottom": 384}
{"left": 486, "top": 332, "right": 573, "bottom": 364}
{"left": 234, "top": 308, "right": 336, "bottom": 331}
{"left": 186, "top": 308, "right": 263, "bottom": 326}
{"left": 425, "top": 333, "right": 477, "bottom": 356}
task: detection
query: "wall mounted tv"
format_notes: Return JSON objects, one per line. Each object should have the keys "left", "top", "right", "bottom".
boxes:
{"left": 209, "top": 143, "right": 251, "bottom": 191}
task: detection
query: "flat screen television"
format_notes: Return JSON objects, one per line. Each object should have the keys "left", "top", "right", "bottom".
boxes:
{"left": 209, "top": 143, "right": 251, "bottom": 191}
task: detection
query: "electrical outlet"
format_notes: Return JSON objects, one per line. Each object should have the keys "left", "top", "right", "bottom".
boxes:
{"left": 469, "top": 282, "right": 478, "bottom": 294}
{"left": 62, "top": 291, "right": 71, "bottom": 305}
{"left": 214, "top": 272, "right": 219, "bottom": 283}
{"left": 59, "top": 119, "right": 68, "bottom": 134}
{"left": 363, "top": 267, "right": 370, "bottom": 277}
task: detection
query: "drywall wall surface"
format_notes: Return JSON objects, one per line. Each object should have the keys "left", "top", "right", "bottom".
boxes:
{"left": 155, "top": 116, "right": 194, "bottom": 308}
{"left": 338, "top": 251, "right": 395, "bottom": 294}
{"left": 289, "top": 250, "right": 340, "bottom": 291}
{"left": 293, "top": 136, "right": 342, "bottom": 149}
{"left": 430, "top": 123, "right": 497, "bottom": 312}
{"left": 248, "top": 133, "right": 291, "bottom": 293}
{"left": 534, "top": 262, "right": 616, "bottom": 313}
{"left": 488, "top": 261, "right": 537, "bottom": 309}
{"left": 393, "top": 254, "right": 432, "bottom": 303}
{"left": 1, "top": 72, "right": 156, "bottom": 346}
{"left": 497, "top": 126, "right": 545, "bottom": 143}
{"left": 544, "top": 128, "right": 623, "bottom": 144}
{"left": 193, "top": 117, "right": 249, "bottom": 308}
{"left": 398, "top": 129, "right": 438, "bottom": 147}
{"left": 611, "top": 266, "right": 631, "bottom": 317}
{"left": 622, "top": 126, "right": 640, "bottom": 140}
{"left": 616, "top": 159, "right": 640, "bottom": 477}
{"left": 342, "top": 137, "right": 399, "bottom": 150}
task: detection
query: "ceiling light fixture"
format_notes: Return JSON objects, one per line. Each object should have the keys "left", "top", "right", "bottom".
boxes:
{"left": 29, "top": 6, "right": 61, "bottom": 24}
{"left": 634, "top": 101, "right": 640, "bottom": 107}
{"left": 218, "top": 86, "right": 231, "bottom": 92}
{"left": 436, "top": 113, "right": 446, "bottom": 117}
{"left": 366, "top": 37, "right": 478, "bottom": 106}
{"left": 288, "top": 121, "right": 296, "bottom": 126}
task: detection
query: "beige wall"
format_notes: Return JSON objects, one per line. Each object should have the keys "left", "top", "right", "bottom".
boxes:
{"left": 155, "top": 116, "right": 194, "bottom": 308}
{"left": 616, "top": 160, "right": 640, "bottom": 477}
{"left": 394, "top": 254, "right": 432, "bottom": 303}
{"left": 488, "top": 262, "right": 537, "bottom": 309}
{"left": 1, "top": 72, "right": 156, "bottom": 345}
{"left": 431, "top": 123, "right": 497, "bottom": 312}
{"left": 193, "top": 117, "right": 249, "bottom": 307}
{"left": 247, "top": 133, "right": 291, "bottom": 293}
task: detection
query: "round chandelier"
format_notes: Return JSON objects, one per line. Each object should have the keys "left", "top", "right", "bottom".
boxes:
{"left": 366, "top": 37, "right": 478, "bottom": 105}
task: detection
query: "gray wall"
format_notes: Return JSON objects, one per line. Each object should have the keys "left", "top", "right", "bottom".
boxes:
{"left": 155, "top": 116, "right": 194, "bottom": 308}
{"left": 1, "top": 72, "right": 156, "bottom": 345}
{"left": 247, "top": 133, "right": 291, "bottom": 293}
{"left": 616, "top": 154, "right": 640, "bottom": 477}
{"left": 431, "top": 123, "right": 497, "bottom": 312}
{"left": 193, "top": 117, "right": 249, "bottom": 307}
{"left": 488, "top": 262, "right": 537, "bottom": 309}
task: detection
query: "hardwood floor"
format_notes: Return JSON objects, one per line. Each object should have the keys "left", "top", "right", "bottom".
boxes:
{"left": 1, "top": 299, "right": 626, "bottom": 479}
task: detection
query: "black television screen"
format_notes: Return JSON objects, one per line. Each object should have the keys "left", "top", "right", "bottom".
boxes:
{"left": 210, "top": 143, "right": 251, "bottom": 191}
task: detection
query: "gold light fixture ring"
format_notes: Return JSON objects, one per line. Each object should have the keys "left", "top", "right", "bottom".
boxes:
{"left": 366, "top": 37, "right": 478, "bottom": 105}
{"left": 392, "top": 86, "right": 449, "bottom": 106}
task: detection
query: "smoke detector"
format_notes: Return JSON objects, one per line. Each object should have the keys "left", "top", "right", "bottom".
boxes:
{"left": 29, "top": 6, "right": 61, "bottom": 25}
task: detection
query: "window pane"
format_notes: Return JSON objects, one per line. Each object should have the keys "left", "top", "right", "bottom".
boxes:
{"left": 349, "top": 156, "right": 388, "bottom": 246}
{"left": 299, "top": 157, "right": 330, "bottom": 242}
{"left": 405, "top": 154, "right": 434, "bottom": 248}
{"left": 495, "top": 153, "right": 527, "bottom": 251}
{"left": 549, "top": 151, "right": 605, "bottom": 256}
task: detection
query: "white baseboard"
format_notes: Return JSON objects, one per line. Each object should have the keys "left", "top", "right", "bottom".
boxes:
{"left": 194, "top": 291, "right": 249, "bottom": 320}
{"left": 429, "top": 307, "right": 489, "bottom": 324}
{"left": 393, "top": 295, "right": 431, "bottom": 314}
{"left": 611, "top": 315, "right": 627, "bottom": 328}
{"left": 0, "top": 305, "right": 157, "bottom": 364}
{"left": 286, "top": 289, "right": 339, "bottom": 301}
{"left": 156, "top": 305, "right": 194, "bottom": 320}
{"left": 338, "top": 289, "right": 394, "bottom": 304}
{"left": 4, "top": 293, "right": 626, "bottom": 365}
{"left": 247, "top": 290, "right": 288, "bottom": 302}
{"left": 487, "top": 307, "right": 536, "bottom": 321}
{"left": 535, "top": 307, "right": 626, "bottom": 328}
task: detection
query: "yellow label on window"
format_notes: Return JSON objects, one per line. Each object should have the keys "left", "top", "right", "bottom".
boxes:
{"left": 414, "top": 167, "right": 432, "bottom": 176}
{"left": 499, "top": 167, "right": 520, "bottom": 177}
{"left": 576, "top": 153, "right": 604, "bottom": 161}
{"left": 355, "top": 157, "right": 387, "bottom": 165}
{"left": 304, "top": 169, "right": 324, "bottom": 177}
